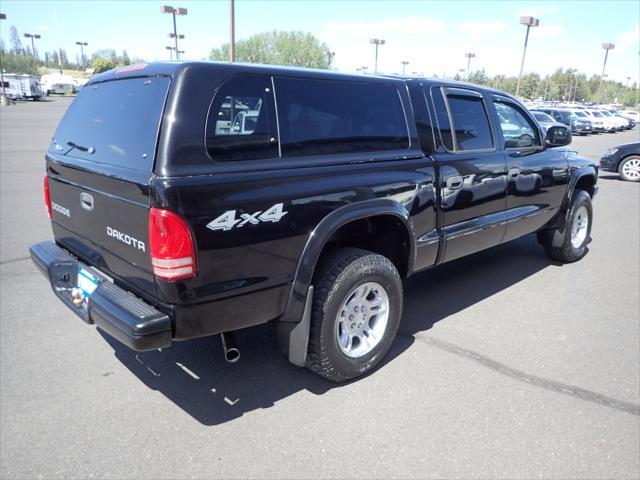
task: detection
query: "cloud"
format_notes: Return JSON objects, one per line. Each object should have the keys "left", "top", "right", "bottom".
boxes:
{"left": 535, "top": 24, "right": 566, "bottom": 38}
{"left": 326, "top": 17, "right": 444, "bottom": 37}
{"left": 517, "top": 5, "right": 559, "bottom": 17}
{"left": 460, "top": 21, "right": 507, "bottom": 35}
{"left": 618, "top": 23, "right": 639, "bottom": 45}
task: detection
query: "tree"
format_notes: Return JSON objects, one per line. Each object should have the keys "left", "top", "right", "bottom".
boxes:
{"left": 10, "top": 26, "right": 23, "bottom": 54}
{"left": 120, "top": 50, "right": 131, "bottom": 66}
{"left": 209, "top": 30, "right": 331, "bottom": 69}
{"left": 92, "top": 56, "right": 116, "bottom": 74}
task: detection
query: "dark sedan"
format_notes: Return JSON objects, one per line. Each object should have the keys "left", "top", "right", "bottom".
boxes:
{"left": 600, "top": 142, "right": 640, "bottom": 182}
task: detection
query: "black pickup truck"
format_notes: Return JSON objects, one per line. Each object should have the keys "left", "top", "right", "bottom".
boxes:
{"left": 31, "top": 62, "right": 598, "bottom": 382}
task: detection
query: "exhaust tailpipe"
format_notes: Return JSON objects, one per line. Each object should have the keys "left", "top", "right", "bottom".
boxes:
{"left": 221, "top": 331, "right": 240, "bottom": 363}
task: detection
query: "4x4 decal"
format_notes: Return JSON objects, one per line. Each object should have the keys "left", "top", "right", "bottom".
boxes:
{"left": 206, "top": 203, "right": 288, "bottom": 231}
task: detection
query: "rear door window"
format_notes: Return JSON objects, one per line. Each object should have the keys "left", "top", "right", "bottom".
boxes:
{"left": 51, "top": 76, "right": 170, "bottom": 172}
{"left": 444, "top": 89, "right": 494, "bottom": 151}
{"left": 205, "top": 75, "right": 278, "bottom": 162}
{"left": 274, "top": 77, "right": 409, "bottom": 157}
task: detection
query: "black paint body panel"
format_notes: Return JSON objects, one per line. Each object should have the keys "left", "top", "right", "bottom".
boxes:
{"left": 39, "top": 61, "right": 597, "bottom": 344}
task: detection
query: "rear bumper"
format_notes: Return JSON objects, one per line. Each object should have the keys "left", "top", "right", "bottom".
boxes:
{"left": 30, "top": 241, "right": 171, "bottom": 351}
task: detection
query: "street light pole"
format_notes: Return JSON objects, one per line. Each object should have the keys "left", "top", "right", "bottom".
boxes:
{"left": 515, "top": 16, "right": 540, "bottom": 98}
{"left": 401, "top": 60, "right": 409, "bottom": 75}
{"left": 161, "top": 6, "right": 187, "bottom": 60}
{"left": 230, "top": 0, "right": 235, "bottom": 62}
{"left": 75, "top": 41, "right": 88, "bottom": 75}
{"left": 464, "top": 52, "right": 475, "bottom": 80}
{"left": 0, "top": 13, "right": 7, "bottom": 105}
{"left": 165, "top": 46, "right": 175, "bottom": 60}
{"left": 24, "top": 33, "right": 42, "bottom": 76}
{"left": 369, "top": 38, "right": 385, "bottom": 74}
{"left": 597, "top": 43, "right": 615, "bottom": 103}
{"left": 326, "top": 51, "right": 335, "bottom": 68}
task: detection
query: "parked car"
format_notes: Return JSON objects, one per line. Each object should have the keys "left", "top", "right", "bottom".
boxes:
{"left": 534, "top": 107, "right": 593, "bottom": 136}
{"left": 530, "top": 111, "right": 565, "bottom": 134}
{"left": 585, "top": 109, "right": 616, "bottom": 132}
{"left": 30, "top": 62, "right": 598, "bottom": 382}
{"left": 597, "top": 110, "right": 626, "bottom": 131}
{"left": 620, "top": 110, "right": 639, "bottom": 123}
{"left": 565, "top": 109, "right": 594, "bottom": 135}
{"left": 600, "top": 142, "right": 640, "bottom": 182}
{"left": 610, "top": 110, "right": 636, "bottom": 129}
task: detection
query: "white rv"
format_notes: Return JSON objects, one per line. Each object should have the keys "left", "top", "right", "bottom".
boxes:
{"left": 40, "top": 73, "right": 76, "bottom": 96}
{"left": 0, "top": 76, "right": 25, "bottom": 101}
{"left": 2, "top": 74, "right": 44, "bottom": 100}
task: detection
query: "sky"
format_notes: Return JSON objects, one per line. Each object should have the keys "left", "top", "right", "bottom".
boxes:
{"left": 1, "top": 0, "right": 638, "bottom": 83}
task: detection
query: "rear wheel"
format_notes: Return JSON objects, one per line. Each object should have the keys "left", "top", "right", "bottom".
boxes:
{"left": 306, "top": 248, "right": 402, "bottom": 382}
{"left": 539, "top": 190, "right": 592, "bottom": 262}
{"left": 618, "top": 156, "right": 640, "bottom": 182}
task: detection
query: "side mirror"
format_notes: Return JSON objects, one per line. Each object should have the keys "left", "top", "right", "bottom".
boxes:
{"left": 545, "top": 125, "right": 571, "bottom": 147}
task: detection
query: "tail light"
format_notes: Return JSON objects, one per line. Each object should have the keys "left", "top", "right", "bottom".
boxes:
{"left": 44, "top": 175, "right": 52, "bottom": 219}
{"left": 149, "top": 208, "right": 197, "bottom": 281}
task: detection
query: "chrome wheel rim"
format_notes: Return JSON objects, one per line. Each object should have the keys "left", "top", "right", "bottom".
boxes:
{"left": 335, "top": 282, "right": 389, "bottom": 358}
{"left": 571, "top": 205, "right": 589, "bottom": 248}
{"left": 622, "top": 159, "right": 640, "bottom": 180}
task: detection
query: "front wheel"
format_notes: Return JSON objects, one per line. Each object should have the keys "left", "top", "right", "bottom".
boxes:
{"left": 306, "top": 248, "right": 403, "bottom": 382}
{"left": 539, "top": 190, "right": 593, "bottom": 263}
{"left": 618, "top": 156, "right": 640, "bottom": 182}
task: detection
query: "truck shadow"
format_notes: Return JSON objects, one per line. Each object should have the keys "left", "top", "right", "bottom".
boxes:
{"left": 101, "top": 233, "right": 560, "bottom": 426}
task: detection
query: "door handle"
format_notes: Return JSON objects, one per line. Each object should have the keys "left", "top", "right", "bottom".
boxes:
{"left": 508, "top": 168, "right": 520, "bottom": 181}
{"left": 446, "top": 176, "right": 464, "bottom": 190}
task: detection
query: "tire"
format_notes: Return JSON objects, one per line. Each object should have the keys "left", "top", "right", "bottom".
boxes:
{"left": 540, "top": 190, "right": 592, "bottom": 263}
{"left": 618, "top": 156, "right": 640, "bottom": 182}
{"left": 307, "top": 248, "right": 403, "bottom": 382}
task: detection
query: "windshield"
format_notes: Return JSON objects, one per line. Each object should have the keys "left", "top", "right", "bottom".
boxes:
{"left": 591, "top": 111, "right": 603, "bottom": 117}
{"left": 573, "top": 111, "right": 588, "bottom": 118}
{"left": 599, "top": 111, "right": 611, "bottom": 116}
{"left": 533, "top": 112, "right": 554, "bottom": 122}
{"left": 51, "top": 76, "right": 170, "bottom": 172}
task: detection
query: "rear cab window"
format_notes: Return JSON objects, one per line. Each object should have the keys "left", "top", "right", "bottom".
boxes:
{"left": 204, "top": 75, "right": 411, "bottom": 163}
{"left": 50, "top": 76, "right": 171, "bottom": 172}
{"left": 274, "top": 77, "right": 409, "bottom": 157}
{"left": 205, "top": 75, "right": 278, "bottom": 161}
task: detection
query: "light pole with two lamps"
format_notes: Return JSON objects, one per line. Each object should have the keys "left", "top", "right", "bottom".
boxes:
{"left": 369, "top": 38, "right": 385, "bottom": 74}
{"left": 24, "top": 33, "right": 42, "bottom": 76}
{"left": 161, "top": 5, "right": 187, "bottom": 60}
{"left": 75, "top": 41, "right": 88, "bottom": 75}
{"left": 464, "top": 52, "right": 475, "bottom": 80}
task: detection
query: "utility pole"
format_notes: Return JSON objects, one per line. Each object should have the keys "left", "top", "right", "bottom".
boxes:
{"left": 161, "top": 6, "right": 187, "bottom": 60}
{"left": 369, "top": 38, "right": 385, "bottom": 74}
{"left": 230, "top": 0, "right": 235, "bottom": 62}
{"left": 515, "top": 16, "right": 540, "bottom": 98}
{"left": 597, "top": 43, "right": 615, "bottom": 104}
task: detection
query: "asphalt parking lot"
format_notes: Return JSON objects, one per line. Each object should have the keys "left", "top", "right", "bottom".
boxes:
{"left": 1, "top": 97, "right": 639, "bottom": 479}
